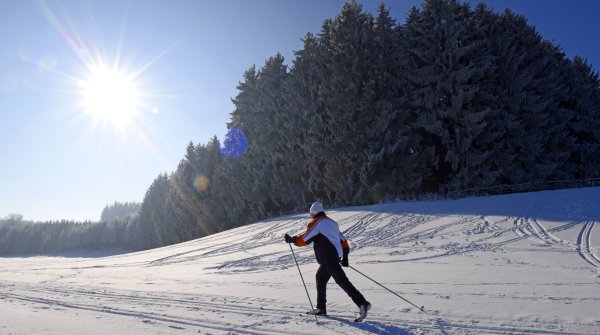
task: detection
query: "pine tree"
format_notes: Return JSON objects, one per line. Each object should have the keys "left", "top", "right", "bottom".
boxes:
{"left": 138, "top": 173, "right": 177, "bottom": 247}
{"left": 308, "top": 1, "right": 382, "bottom": 205}
{"left": 564, "top": 56, "right": 600, "bottom": 178}
{"left": 404, "top": 0, "right": 493, "bottom": 192}
{"left": 492, "top": 10, "right": 567, "bottom": 184}
{"left": 287, "top": 32, "right": 327, "bottom": 204}
{"left": 370, "top": 2, "right": 421, "bottom": 198}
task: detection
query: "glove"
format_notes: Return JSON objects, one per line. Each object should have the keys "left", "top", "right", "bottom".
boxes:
{"left": 284, "top": 233, "right": 296, "bottom": 244}
{"left": 341, "top": 254, "right": 349, "bottom": 267}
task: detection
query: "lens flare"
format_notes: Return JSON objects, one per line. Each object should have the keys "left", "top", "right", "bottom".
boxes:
{"left": 194, "top": 175, "right": 210, "bottom": 192}
{"left": 220, "top": 128, "right": 249, "bottom": 159}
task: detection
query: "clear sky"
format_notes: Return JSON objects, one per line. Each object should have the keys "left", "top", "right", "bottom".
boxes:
{"left": 1, "top": 0, "right": 598, "bottom": 222}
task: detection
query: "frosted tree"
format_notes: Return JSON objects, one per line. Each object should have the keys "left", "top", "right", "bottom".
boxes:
{"left": 361, "top": 3, "right": 421, "bottom": 200}
{"left": 220, "top": 66, "right": 264, "bottom": 223}
{"left": 306, "top": 1, "right": 389, "bottom": 205}
{"left": 138, "top": 173, "right": 179, "bottom": 248}
{"left": 563, "top": 56, "right": 600, "bottom": 178}
{"left": 447, "top": 2, "right": 502, "bottom": 191}
{"left": 459, "top": 3, "right": 517, "bottom": 190}
{"left": 491, "top": 10, "right": 571, "bottom": 184}
{"left": 535, "top": 42, "right": 576, "bottom": 180}
{"left": 403, "top": 5, "right": 443, "bottom": 193}
{"left": 169, "top": 152, "right": 209, "bottom": 241}
{"left": 223, "top": 59, "right": 296, "bottom": 222}
{"left": 100, "top": 201, "right": 141, "bottom": 222}
{"left": 247, "top": 54, "right": 304, "bottom": 214}
{"left": 287, "top": 32, "right": 329, "bottom": 204}
{"left": 178, "top": 137, "right": 228, "bottom": 234}
{"left": 404, "top": 0, "right": 493, "bottom": 192}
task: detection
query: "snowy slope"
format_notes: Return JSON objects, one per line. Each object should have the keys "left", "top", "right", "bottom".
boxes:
{"left": 1, "top": 188, "right": 599, "bottom": 334}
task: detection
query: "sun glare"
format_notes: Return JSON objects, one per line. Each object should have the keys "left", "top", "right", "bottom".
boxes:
{"left": 80, "top": 64, "right": 141, "bottom": 128}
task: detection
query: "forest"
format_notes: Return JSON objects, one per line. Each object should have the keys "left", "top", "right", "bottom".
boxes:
{"left": 1, "top": 0, "right": 599, "bottom": 255}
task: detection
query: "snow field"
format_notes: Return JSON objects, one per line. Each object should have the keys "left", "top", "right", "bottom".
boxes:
{"left": 1, "top": 187, "right": 599, "bottom": 334}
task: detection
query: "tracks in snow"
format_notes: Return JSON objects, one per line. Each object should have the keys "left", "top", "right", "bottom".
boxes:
{"left": 0, "top": 281, "right": 313, "bottom": 335}
{"left": 1, "top": 280, "right": 590, "bottom": 335}
{"left": 577, "top": 222, "right": 600, "bottom": 268}
{"left": 501, "top": 217, "right": 600, "bottom": 269}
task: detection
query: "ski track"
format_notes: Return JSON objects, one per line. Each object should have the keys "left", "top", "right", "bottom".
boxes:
{"left": 188, "top": 209, "right": 598, "bottom": 272}
{"left": 211, "top": 213, "right": 489, "bottom": 270}
{"left": 496, "top": 219, "right": 583, "bottom": 250}
{"left": 1, "top": 280, "right": 591, "bottom": 335}
{"left": 0, "top": 280, "right": 417, "bottom": 335}
{"left": 147, "top": 218, "right": 317, "bottom": 270}
{"left": 495, "top": 216, "right": 600, "bottom": 271}
{"left": 577, "top": 222, "right": 600, "bottom": 268}
{"left": 23, "top": 207, "right": 587, "bottom": 273}
{"left": 0, "top": 289, "right": 285, "bottom": 335}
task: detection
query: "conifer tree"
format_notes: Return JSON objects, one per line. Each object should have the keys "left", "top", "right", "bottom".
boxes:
{"left": 370, "top": 3, "right": 421, "bottom": 198}
{"left": 308, "top": 1, "right": 382, "bottom": 204}
{"left": 564, "top": 56, "right": 600, "bottom": 178}
{"left": 138, "top": 173, "right": 177, "bottom": 247}
{"left": 404, "top": 0, "right": 493, "bottom": 192}
{"left": 492, "top": 10, "right": 566, "bottom": 184}
{"left": 287, "top": 32, "right": 328, "bottom": 204}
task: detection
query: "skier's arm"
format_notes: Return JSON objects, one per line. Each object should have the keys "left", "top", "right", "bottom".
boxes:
{"left": 295, "top": 221, "right": 321, "bottom": 247}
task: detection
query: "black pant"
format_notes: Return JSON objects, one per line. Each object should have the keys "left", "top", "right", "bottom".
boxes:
{"left": 315, "top": 260, "right": 367, "bottom": 310}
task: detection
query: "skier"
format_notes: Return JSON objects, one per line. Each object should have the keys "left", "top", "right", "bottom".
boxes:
{"left": 285, "top": 201, "right": 371, "bottom": 321}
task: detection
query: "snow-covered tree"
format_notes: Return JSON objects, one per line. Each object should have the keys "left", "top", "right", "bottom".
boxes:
{"left": 491, "top": 10, "right": 570, "bottom": 184}
{"left": 404, "top": 0, "right": 493, "bottom": 192}
{"left": 563, "top": 56, "right": 600, "bottom": 179}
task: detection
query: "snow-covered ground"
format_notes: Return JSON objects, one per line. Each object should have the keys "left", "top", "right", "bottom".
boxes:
{"left": 1, "top": 188, "right": 599, "bottom": 334}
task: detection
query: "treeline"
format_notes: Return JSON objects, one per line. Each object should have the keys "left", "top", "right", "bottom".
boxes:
{"left": 2, "top": 0, "right": 600, "bottom": 255}
{"left": 101, "top": 201, "right": 141, "bottom": 222}
{"left": 0, "top": 202, "right": 143, "bottom": 255}
{"left": 0, "top": 217, "right": 129, "bottom": 255}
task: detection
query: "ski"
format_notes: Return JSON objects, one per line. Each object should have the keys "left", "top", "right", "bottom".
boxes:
{"left": 302, "top": 310, "right": 368, "bottom": 323}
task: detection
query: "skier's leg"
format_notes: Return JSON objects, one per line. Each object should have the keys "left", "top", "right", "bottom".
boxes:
{"left": 326, "top": 261, "right": 367, "bottom": 307}
{"left": 315, "top": 264, "right": 331, "bottom": 311}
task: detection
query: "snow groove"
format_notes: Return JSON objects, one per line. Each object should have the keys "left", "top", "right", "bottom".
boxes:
{"left": 0, "top": 283, "right": 310, "bottom": 335}
{"left": 1, "top": 281, "right": 588, "bottom": 335}
{"left": 496, "top": 219, "right": 584, "bottom": 250}
{"left": 577, "top": 222, "right": 600, "bottom": 268}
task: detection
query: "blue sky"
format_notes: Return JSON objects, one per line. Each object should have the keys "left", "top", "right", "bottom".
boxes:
{"left": 1, "top": 0, "right": 598, "bottom": 222}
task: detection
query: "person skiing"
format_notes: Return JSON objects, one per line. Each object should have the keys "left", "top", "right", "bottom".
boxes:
{"left": 285, "top": 201, "right": 371, "bottom": 321}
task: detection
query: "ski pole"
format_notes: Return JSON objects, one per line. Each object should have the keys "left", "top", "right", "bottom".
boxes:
{"left": 349, "top": 265, "right": 429, "bottom": 314}
{"left": 288, "top": 243, "right": 319, "bottom": 323}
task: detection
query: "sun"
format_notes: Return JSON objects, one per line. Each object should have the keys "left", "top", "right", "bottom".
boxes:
{"left": 80, "top": 63, "right": 141, "bottom": 128}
